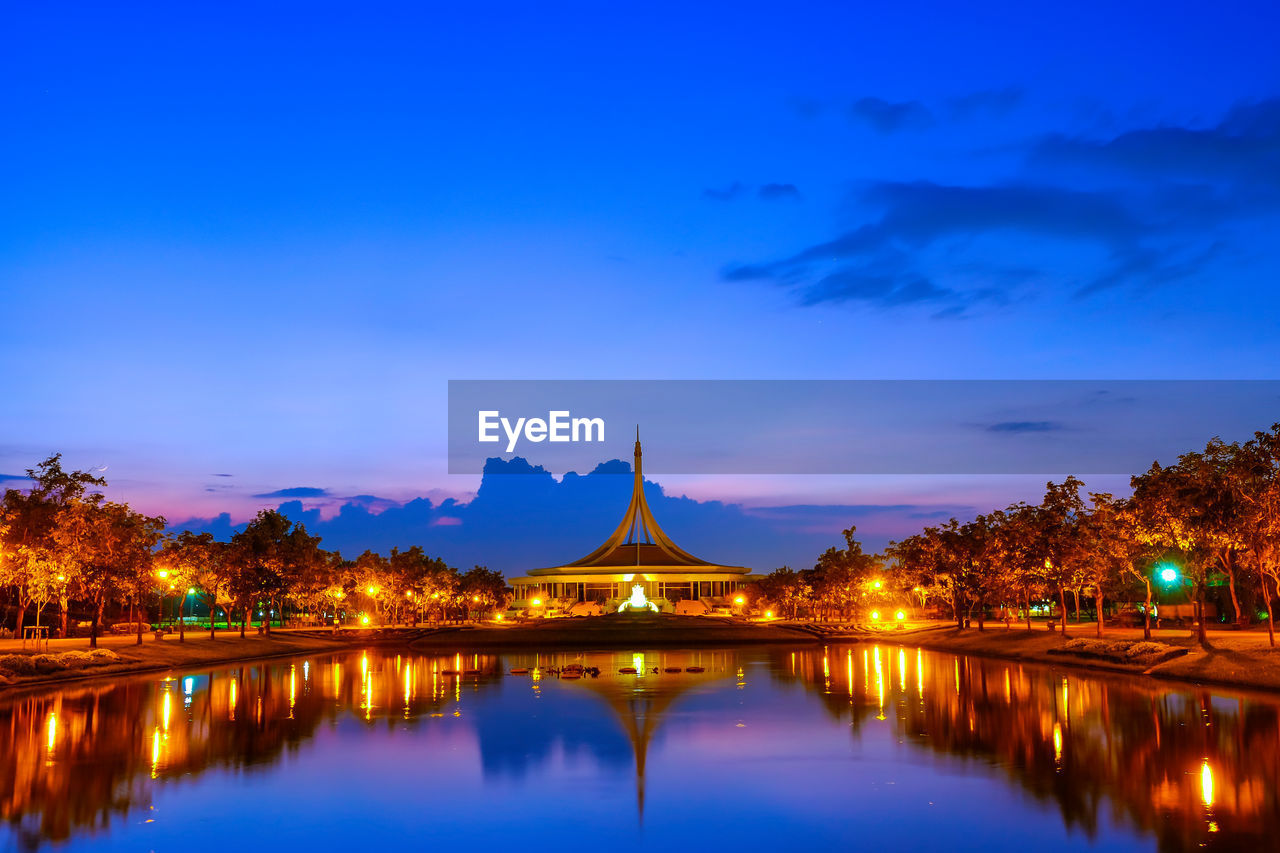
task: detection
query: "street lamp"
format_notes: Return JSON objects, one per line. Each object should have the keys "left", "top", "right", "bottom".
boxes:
{"left": 1160, "top": 566, "right": 1178, "bottom": 583}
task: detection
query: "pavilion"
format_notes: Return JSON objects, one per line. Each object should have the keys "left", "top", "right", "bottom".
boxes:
{"left": 509, "top": 431, "right": 753, "bottom": 613}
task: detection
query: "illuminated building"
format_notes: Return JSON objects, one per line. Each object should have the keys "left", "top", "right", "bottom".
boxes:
{"left": 509, "top": 431, "right": 753, "bottom": 613}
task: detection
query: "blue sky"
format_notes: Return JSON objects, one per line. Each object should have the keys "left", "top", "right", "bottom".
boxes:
{"left": 4, "top": 1, "right": 1279, "bottom": 568}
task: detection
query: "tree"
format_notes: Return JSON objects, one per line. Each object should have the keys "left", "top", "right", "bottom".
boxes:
{"left": 353, "top": 550, "right": 391, "bottom": 625}
{"left": 460, "top": 566, "right": 509, "bottom": 619}
{"left": 230, "top": 510, "right": 322, "bottom": 634}
{"left": 751, "top": 567, "right": 808, "bottom": 620}
{"left": 0, "top": 454, "right": 106, "bottom": 633}
{"left": 1076, "top": 493, "right": 1139, "bottom": 638}
{"left": 160, "top": 531, "right": 220, "bottom": 642}
{"left": 56, "top": 500, "right": 164, "bottom": 648}
{"left": 996, "top": 503, "right": 1049, "bottom": 630}
{"left": 1038, "top": 477, "right": 1088, "bottom": 638}
{"left": 807, "top": 526, "right": 879, "bottom": 620}
{"left": 1234, "top": 425, "right": 1280, "bottom": 647}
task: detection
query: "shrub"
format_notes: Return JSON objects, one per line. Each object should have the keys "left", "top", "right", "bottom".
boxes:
{"left": 0, "top": 648, "right": 120, "bottom": 678}
{"left": 0, "top": 654, "right": 37, "bottom": 675}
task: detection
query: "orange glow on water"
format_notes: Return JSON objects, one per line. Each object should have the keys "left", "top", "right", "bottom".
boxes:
{"left": 1201, "top": 760, "right": 1215, "bottom": 807}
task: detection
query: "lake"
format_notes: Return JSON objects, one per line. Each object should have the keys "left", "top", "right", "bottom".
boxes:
{"left": 2, "top": 644, "right": 1276, "bottom": 852}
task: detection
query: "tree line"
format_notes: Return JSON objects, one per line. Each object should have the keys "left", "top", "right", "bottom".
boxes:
{"left": 0, "top": 455, "right": 509, "bottom": 647}
{"left": 749, "top": 424, "right": 1280, "bottom": 646}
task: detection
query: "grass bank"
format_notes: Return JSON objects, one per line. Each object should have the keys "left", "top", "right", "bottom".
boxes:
{"left": 0, "top": 615, "right": 821, "bottom": 690}
{"left": 0, "top": 630, "right": 360, "bottom": 691}
{"left": 886, "top": 623, "right": 1280, "bottom": 693}
{"left": 10, "top": 616, "right": 1277, "bottom": 695}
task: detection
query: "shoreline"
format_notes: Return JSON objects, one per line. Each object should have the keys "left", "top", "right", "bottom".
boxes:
{"left": 5, "top": 617, "right": 1280, "bottom": 696}
{"left": 877, "top": 623, "right": 1280, "bottom": 695}
{"left": 0, "top": 616, "right": 824, "bottom": 691}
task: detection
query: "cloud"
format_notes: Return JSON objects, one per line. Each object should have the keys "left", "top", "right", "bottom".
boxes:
{"left": 173, "top": 459, "right": 947, "bottom": 573}
{"left": 0, "top": 473, "right": 30, "bottom": 482}
{"left": 985, "top": 421, "right": 1064, "bottom": 433}
{"left": 757, "top": 183, "right": 801, "bottom": 202}
{"left": 703, "top": 182, "right": 746, "bottom": 201}
{"left": 212, "top": 473, "right": 233, "bottom": 477}
{"left": 725, "top": 180, "right": 1153, "bottom": 312}
{"left": 725, "top": 96, "right": 1280, "bottom": 313}
{"left": 252, "top": 486, "right": 331, "bottom": 498}
{"left": 947, "top": 87, "right": 1023, "bottom": 120}
{"left": 848, "top": 97, "right": 933, "bottom": 133}
{"left": 1030, "top": 98, "right": 1280, "bottom": 193}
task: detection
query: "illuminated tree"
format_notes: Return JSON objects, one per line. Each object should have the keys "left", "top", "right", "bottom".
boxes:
{"left": 159, "top": 531, "right": 221, "bottom": 642}
{"left": 1130, "top": 462, "right": 1214, "bottom": 646}
{"left": 807, "top": 526, "right": 879, "bottom": 620}
{"left": 230, "top": 510, "right": 322, "bottom": 635}
{"left": 460, "top": 566, "right": 509, "bottom": 619}
{"left": 0, "top": 454, "right": 105, "bottom": 633}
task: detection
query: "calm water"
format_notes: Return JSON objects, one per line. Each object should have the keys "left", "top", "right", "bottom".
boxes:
{"left": 3, "top": 644, "right": 1277, "bottom": 852}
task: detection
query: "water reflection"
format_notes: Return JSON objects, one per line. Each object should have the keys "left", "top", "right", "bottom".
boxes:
{"left": 1, "top": 645, "right": 1277, "bottom": 852}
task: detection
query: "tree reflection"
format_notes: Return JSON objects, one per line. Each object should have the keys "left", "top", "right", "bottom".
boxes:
{"left": 1, "top": 646, "right": 1278, "bottom": 852}
{"left": 775, "top": 644, "right": 1280, "bottom": 853}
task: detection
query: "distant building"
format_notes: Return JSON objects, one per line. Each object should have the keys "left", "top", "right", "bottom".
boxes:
{"left": 509, "top": 432, "right": 752, "bottom": 612}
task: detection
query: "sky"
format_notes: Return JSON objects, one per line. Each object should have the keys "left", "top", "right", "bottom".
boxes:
{"left": 4, "top": 1, "right": 1280, "bottom": 570}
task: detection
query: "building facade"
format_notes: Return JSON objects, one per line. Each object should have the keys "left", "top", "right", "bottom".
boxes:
{"left": 509, "top": 433, "right": 753, "bottom": 613}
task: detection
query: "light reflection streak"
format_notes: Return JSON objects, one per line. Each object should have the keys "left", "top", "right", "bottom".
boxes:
{"left": 1201, "top": 760, "right": 1215, "bottom": 808}
{"left": 874, "top": 646, "right": 884, "bottom": 720}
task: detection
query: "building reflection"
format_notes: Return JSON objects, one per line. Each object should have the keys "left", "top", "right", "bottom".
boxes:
{"left": 1, "top": 645, "right": 1277, "bottom": 851}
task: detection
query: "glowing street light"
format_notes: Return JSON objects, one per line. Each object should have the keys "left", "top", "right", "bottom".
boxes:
{"left": 1160, "top": 566, "right": 1179, "bottom": 583}
{"left": 734, "top": 595, "right": 745, "bottom": 605}
{"left": 870, "top": 610, "right": 881, "bottom": 621}
{"left": 895, "top": 610, "right": 906, "bottom": 621}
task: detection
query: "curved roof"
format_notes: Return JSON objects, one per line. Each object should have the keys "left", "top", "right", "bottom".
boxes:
{"left": 527, "top": 430, "right": 749, "bottom": 577}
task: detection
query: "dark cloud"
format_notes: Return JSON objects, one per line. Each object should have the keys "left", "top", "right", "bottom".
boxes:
{"left": 212, "top": 473, "right": 233, "bottom": 477}
{"left": 985, "top": 421, "right": 1064, "bottom": 433}
{"left": 724, "top": 180, "right": 1149, "bottom": 312}
{"left": 725, "top": 96, "right": 1280, "bottom": 313}
{"left": 947, "top": 87, "right": 1023, "bottom": 119}
{"left": 848, "top": 97, "right": 933, "bottom": 133}
{"left": 757, "top": 183, "right": 801, "bottom": 202}
{"left": 702, "top": 182, "right": 745, "bottom": 201}
{"left": 173, "top": 459, "right": 941, "bottom": 573}
{"left": 251, "top": 486, "right": 331, "bottom": 498}
{"left": 0, "top": 473, "right": 30, "bottom": 482}
{"left": 1030, "top": 98, "right": 1280, "bottom": 193}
